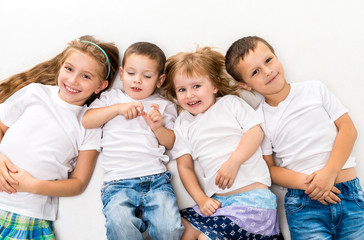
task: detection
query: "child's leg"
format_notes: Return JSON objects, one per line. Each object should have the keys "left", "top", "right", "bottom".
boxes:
{"left": 141, "top": 172, "right": 184, "bottom": 240}
{"left": 285, "top": 189, "right": 332, "bottom": 240}
{"left": 334, "top": 178, "right": 364, "bottom": 239}
{"left": 101, "top": 179, "right": 145, "bottom": 240}
{"left": 181, "top": 217, "right": 208, "bottom": 240}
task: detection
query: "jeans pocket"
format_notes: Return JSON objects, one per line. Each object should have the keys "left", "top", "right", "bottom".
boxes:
{"left": 354, "top": 188, "right": 364, "bottom": 208}
{"left": 163, "top": 171, "right": 172, "bottom": 183}
{"left": 285, "top": 194, "right": 307, "bottom": 215}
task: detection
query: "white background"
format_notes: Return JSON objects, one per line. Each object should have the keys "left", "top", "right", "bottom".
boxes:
{"left": 1, "top": 1, "right": 363, "bottom": 239}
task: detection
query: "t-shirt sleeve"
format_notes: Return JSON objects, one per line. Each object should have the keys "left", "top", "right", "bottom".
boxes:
{"left": 89, "top": 90, "right": 109, "bottom": 109}
{"left": 162, "top": 101, "right": 177, "bottom": 130}
{"left": 0, "top": 84, "right": 33, "bottom": 127}
{"left": 80, "top": 127, "right": 102, "bottom": 152}
{"left": 229, "top": 95, "right": 263, "bottom": 133}
{"left": 316, "top": 81, "right": 348, "bottom": 121}
{"left": 170, "top": 116, "right": 191, "bottom": 160}
{"left": 261, "top": 135, "right": 273, "bottom": 156}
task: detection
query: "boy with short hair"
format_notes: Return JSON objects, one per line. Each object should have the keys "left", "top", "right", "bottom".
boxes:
{"left": 82, "top": 42, "right": 184, "bottom": 240}
{"left": 225, "top": 36, "right": 364, "bottom": 240}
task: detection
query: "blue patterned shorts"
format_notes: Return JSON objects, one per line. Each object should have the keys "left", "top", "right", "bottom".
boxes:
{"left": 0, "top": 209, "right": 54, "bottom": 240}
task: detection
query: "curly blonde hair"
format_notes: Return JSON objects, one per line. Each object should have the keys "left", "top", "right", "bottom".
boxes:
{"left": 162, "top": 46, "right": 242, "bottom": 110}
{"left": 0, "top": 35, "right": 120, "bottom": 105}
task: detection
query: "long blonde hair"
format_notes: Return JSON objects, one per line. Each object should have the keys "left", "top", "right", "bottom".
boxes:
{"left": 162, "top": 46, "right": 242, "bottom": 110}
{"left": 0, "top": 35, "right": 120, "bottom": 105}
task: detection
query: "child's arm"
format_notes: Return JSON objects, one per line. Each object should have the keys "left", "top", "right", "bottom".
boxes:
{"left": 0, "top": 121, "right": 19, "bottom": 194}
{"left": 177, "top": 154, "right": 221, "bottom": 216}
{"left": 264, "top": 154, "right": 341, "bottom": 205}
{"left": 82, "top": 102, "right": 144, "bottom": 129}
{"left": 142, "top": 104, "right": 175, "bottom": 150}
{"left": 9, "top": 150, "right": 98, "bottom": 197}
{"left": 304, "top": 113, "right": 357, "bottom": 201}
{"left": 215, "top": 125, "right": 263, "bottom": 190}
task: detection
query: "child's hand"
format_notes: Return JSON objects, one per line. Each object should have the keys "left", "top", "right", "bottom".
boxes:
{"left": 316, "top": 186, "right": 341, "bottom": 205}
{"left": 0, "top": 154, "right": 18, "bottom": 194}
{"left": 9, "top": 168, "right": 36, "bottom": 193}
{"left": 118, "top": 102, "right": 144, "bottom": 119}
{"left": 304, "top": 168, "right": 338, "bottom": 203}
{"left": 197, "top": 196, "right": 221, "bottom": 216}
{"left": 215, "top": 158, "right": 240, "bottom": 190}
{"left": 142, "top": 104, "right": 163, "bottom": 132}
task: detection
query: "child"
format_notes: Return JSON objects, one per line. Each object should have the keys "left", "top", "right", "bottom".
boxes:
{"left": 225, "top": 36, "right": 364, "bottom": 239}
{"left": 0, "top": 35, "right": 120, "bottom": 239}
{"left": 162, "top": 47, "right": 283, "bottom": 240}
{"left": 81, "top": 42, "right": 184, "bottom": 240}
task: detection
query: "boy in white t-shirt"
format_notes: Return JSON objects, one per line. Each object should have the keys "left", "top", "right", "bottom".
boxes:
{"left": 82, "top": 42, "right": 183, "bottom": 240}
{"left": 225, "top": 36, "right": 364, "bottom": 240}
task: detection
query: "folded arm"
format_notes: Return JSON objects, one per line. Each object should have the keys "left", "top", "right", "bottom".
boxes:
{"left": 215, "top": 125, "right": 263, "bottom": 189}
{"left": 10, "top": 150, "right": 98, "bottom": 197}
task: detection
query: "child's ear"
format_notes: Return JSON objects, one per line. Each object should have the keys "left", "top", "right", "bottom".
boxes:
{"left": 95, "top": 80, "right": 109, "bottom": 94}
{"left": 238, "top": 82, "right": 252, "bottom": 91}
{"left": 156, "top": 74, "right": 166, "bottom": 88}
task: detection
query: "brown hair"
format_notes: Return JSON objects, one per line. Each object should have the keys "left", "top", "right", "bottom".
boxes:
{"left": 122, "top": 42, "right": 166, "bottom": 76}
{"left": 162, "top": 46, "right": 242, "bottom": 110}
{"left": 0, "top": 35, "right": 120, "bottom": 105}
{"left": 225, "top": 36, "right": 275, "bottom": 83}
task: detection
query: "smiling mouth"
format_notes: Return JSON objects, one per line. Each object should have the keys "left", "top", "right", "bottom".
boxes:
{"left": 65, "top": 84, "right": 80, "bottom": 93}
{"left": 266, "top": 73, "right": 278, "bottom": 85}
{"left": 131, "top": 87, "right": 142, "bottom": 92}
{"left": 187, "top": 101, "right": 201, "bottom": 106}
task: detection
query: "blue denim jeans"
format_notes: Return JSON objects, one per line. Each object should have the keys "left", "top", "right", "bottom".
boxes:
{"left": 285, "top": 178, "right": 364, "bottom": 240}
{"left": 101, "top": 172, "right": 184, "bottom": 240}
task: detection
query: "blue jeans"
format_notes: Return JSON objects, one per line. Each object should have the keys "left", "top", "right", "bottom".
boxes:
{"left": 101, "top": 172, "right": 184, "bottom": 240}
{"left": 285, "top": 178, "right": 364, "bottom": 240}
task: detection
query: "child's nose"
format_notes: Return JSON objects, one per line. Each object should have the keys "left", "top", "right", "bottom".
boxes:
{"left": 68, "top": 74, "right": 78, "bottom": 84}
{"left": 187, "top": 90, "right": 194, "bottom": 98}
{"left": 263, "top": 66, "right": 273, "bottom": 76}
{"left": 134, "top": 75, "right": 142, "bottom": 83}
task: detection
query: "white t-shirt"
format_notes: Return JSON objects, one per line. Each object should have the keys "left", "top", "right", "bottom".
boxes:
{"left": 172, "top": 95, "right": 271, "bottom": 197}
{"left": 259, "top": 80, "right": 356, "bottom": 175}
{"left": 90, "top": 89, "right": 177, "bottom": 181}
{"left": 0, "top": 83, "right": 101, "bottom": 220}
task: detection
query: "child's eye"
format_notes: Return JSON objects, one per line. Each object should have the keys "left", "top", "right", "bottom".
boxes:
{"left": 127, "top": 72, "right": 134, "bottom": 75}
{"left": 193, "top": 85, "right": 201, "bottom": 89}
{"left": 265, "top": 57, "right": 272, "bottom": 63}
{"left": 144, "top": 75, "right": 152, "bottom": 79}
{"left": 82, "top": 74, "right": 91, "bottom": 79}
{"left": 65, "top": 66, "right": 72, "bottom": 71}
{"left": 252, "top": 70, "right": 258, "bottom": 76}
{"left": 177, "top": 88, "right": 186, "bottom": 92}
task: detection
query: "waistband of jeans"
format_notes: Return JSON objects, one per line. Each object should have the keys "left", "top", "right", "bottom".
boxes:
{"left": 287, "top": 177, "right": 361, "bottom": 197}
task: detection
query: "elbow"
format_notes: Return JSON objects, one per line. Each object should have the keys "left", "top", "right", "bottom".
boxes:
{"left": 81, "top": 118, "right": 89, "bottom": 129}
{"left": 72, "top": 180, "right": 88, "bottom": 196}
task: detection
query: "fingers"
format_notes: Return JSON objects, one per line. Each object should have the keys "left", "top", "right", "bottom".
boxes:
{"left": 304, "top": 173, "right": 314, "bottom": 184}
{"left": 331, "top": 186, "right": 341, "bottom": 195}
{"left": 3, "top": 159, "right": 18, "bottom": 174}
{"left": 125, "top": 107, "right": 139, "bottom": 119}
{"left": 215, "top": 175, "right": 232, "bottom": 190}
{"left": 201, "top": 199, "right": 221, "bottom": 216}
{"left": 150, "top": 103, "right": 159, "bottom": 111}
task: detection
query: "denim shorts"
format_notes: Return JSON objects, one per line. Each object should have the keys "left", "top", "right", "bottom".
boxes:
{"left": 285, "top": 178, "right": 364, "bottom": 240}
{"left": 101, "top": 172, "right": 184, "bottom": 240}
